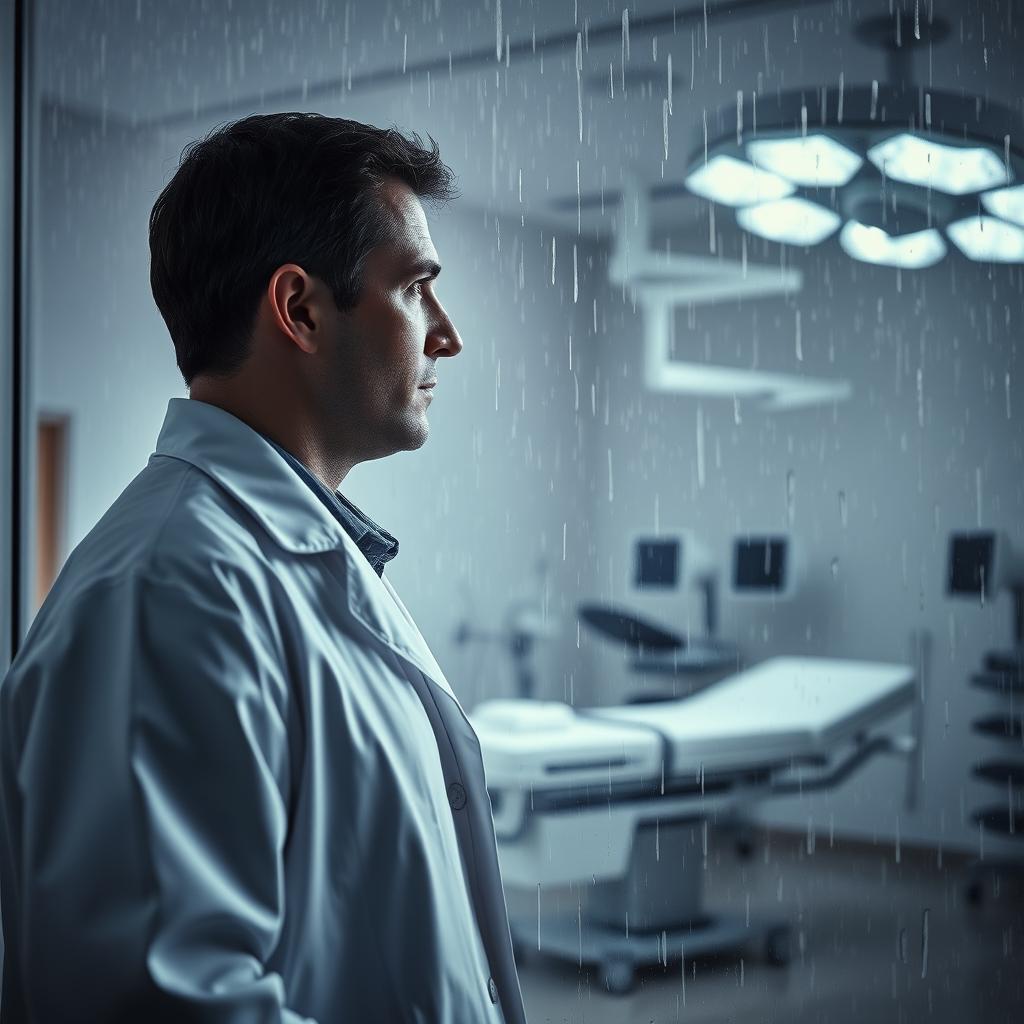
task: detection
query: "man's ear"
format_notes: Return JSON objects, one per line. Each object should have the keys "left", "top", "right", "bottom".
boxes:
{"left": 267, "top": 264, "right": 320, "bottom": 355}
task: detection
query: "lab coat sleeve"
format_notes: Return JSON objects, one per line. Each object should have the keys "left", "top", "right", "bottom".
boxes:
{"left": 11, "top": 563, "right": 316, "bottom": 1023}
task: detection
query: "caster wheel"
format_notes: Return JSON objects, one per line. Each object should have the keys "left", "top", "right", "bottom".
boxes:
{"left": 965, "top": 880, "right": 984, "bottom": 906}
{"left": 600, "top": 956, "right": 635, "bottom": 995}
{"left": 764, "top": 926, "right": 791, "bottom": 967}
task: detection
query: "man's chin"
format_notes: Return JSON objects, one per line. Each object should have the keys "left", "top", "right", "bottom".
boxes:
{"left": 387, "top": 416, "right": 429, "bottom": 455}
{"left": 395, "top": 436, "right": 428, "bottom": 455}
{"left": 405, "top": 420, "right": 429, "bottom": 451}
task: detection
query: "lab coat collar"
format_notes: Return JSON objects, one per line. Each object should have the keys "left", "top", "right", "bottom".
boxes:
{"left": 152, "top": 398, "right": 458, "bottom": 702}
{"left": 153, "top": 397, "right": 349, "bottom": 555}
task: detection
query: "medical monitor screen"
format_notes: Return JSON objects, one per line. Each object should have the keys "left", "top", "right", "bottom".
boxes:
{"left": 733, "top": 537, "right": 787, "bottom": 592}
{"left": 947, "top": 532, "right": 995, "bottom": 597}
{"left": 633, "top": 538, "right": 680, "bottom": 588}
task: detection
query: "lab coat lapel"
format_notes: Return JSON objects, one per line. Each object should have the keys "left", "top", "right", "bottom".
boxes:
{"left": 152, "top": 399, "right": 457, "bottom": 704}
{"left": 339, "top": 531, "right": 458, "bottom": 703}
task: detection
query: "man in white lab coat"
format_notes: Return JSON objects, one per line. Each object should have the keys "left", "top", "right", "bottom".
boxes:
{"left": 0, "top": 113, "right": 527, "bottom": 1023}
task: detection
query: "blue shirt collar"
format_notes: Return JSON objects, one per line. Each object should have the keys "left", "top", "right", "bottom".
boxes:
{"left": 260, "top": 436, "right": 399, "bottom": 578}
{"left": 153, "top": 399, "right": 346, "bottom": 554}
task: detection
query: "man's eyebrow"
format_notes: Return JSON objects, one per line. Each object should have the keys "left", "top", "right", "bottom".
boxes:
{"left": 405, "top": 258, "right": 442, "bottom": 279}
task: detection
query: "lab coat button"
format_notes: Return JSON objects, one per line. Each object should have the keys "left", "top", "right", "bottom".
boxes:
{"left": 488, "top": 977, "right": 499, "bottom": 1004}
{"left": 448, "top": 782, "right": 467, "bottom": 810}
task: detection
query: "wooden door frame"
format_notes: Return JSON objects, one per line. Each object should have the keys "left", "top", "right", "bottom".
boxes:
{"left": 34, "top": 414, "right": 68, "bottom": 611}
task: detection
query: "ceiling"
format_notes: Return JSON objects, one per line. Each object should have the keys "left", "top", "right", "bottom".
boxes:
{"left": 35, "top": 0, "right": 1023, "bottom": 239}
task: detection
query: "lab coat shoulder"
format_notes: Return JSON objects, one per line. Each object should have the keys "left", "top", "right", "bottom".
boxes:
{"left": 28, "top": 452, "right": 282, "bottom": 614}
{"left": 14, "top": 454, "right": 296, "bottom": 711}
{"left": 0, "top": 457, "right": 321, "bottom": 1020}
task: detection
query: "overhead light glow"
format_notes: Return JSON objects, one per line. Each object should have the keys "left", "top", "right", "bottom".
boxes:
{"left": 737, "top": 198, "right": 841, "bottom": 245}
{"left": 947, "top": 216, "right": 1024, "bottom": 263}
{"left": 867, "top": 133, "right": 1008, "bottom": 195}
{"left": 747, "top": 134, "right": 863, "bottom": 187}
{"left": 685, "top": 155, "right": 794, "bottom": 207}
{"left": 981, "top": 184, "right": 1024, "bottom": 227}
{"left": 839, "top": 221, "right": 946, "bottom": 268}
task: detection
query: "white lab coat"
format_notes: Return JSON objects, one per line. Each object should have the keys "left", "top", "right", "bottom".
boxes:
{"left": 0, "top": 398, "right": 526, "bottom": 1023}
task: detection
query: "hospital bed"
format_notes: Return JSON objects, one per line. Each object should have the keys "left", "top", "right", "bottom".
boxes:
{"left": 472, "top": 656, "right": 917, "bottom": 993}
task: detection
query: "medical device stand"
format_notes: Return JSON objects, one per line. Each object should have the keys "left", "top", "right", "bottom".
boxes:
{"left": 453, "top": 560, "right": 558, "bottom": 699}
{"left": 510, "top": 818, "right": 790, "bottom": 995}
{"left": 965, "top": 590, "right": 1024, "bottom": 905}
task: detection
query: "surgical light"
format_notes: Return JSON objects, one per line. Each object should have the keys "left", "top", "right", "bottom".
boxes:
{"left": 746, "top": 134, "right": 863, "bottom": 188}
{"left": 867, "top": 134, "right": 1009, "bottom": 196}
{"left": 947, "top": 216, "right": 1024, "bottom": 263}
{"left": 684, "top": 29, "right": 1024, "bottom": 271}
{"left": 736, "top": 198, "right": 841, "bottom": 246}
{"left": 980, "top": 185, "right": 1024, "bottom": 227}
{"left": 839, "top": 221, "right": 946, "bottom": 269}
{"left": 684, "top": 155, "right": 794, "bottom": 207}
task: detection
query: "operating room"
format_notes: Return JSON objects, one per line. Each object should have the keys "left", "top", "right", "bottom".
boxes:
{"left": 1, "top": 0, "right": 1022, "bottom": 1021}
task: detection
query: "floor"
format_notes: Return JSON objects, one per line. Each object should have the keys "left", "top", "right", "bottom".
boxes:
{"left": 510, "top": 829, "right": 1024, "bottom": 1024}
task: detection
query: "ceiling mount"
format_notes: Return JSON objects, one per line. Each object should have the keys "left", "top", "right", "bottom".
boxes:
{"left": 853, "top": 12, "right": 952, "bottom": 87}
{"left": 606, "top": 179, "right": 852, "bottom": 412}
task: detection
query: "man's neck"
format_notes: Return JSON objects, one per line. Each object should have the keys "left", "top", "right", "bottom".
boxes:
{"left": 187, "top": 381, "right": 352, "bottom": 490}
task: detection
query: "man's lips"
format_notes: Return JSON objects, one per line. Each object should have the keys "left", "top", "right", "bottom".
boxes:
{"left": 418, "top": 381, "right": 437, "bottom": 389}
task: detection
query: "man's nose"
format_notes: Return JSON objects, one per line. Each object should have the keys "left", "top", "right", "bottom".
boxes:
{"left": 425, "top": 299, "right": 463, "bottom": 358}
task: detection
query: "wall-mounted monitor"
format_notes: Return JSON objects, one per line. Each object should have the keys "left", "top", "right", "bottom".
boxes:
{"left": 626, "top": 531, "right": 718, "bottom": 637}
{"left": 731, "top": 536, "right": 792, "bottom": 596}
{"left": 633, "top": 537, "right": 681, "bottom": 589}
{"left": 947, "top": 532, "right": 997, "bottom": 598}
{"left": 946, "top": 530, "right": 1024, "bottom": 649}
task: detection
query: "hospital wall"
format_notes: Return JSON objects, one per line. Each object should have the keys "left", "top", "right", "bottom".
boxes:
{"left": 30, "top": 101, "right": 595, "bottom": 711}
{"left": 577, "top": 233, "right": 1024, "bottom": 856}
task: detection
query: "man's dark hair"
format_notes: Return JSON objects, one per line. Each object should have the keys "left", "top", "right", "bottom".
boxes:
{"left": 149, "top": 112, "right": 457, "bottom": 385}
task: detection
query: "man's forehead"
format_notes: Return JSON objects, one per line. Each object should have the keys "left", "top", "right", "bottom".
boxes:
{"left": 377, "top": 179, "right": 438, "bottom": 263}
{"left": 379, "top": 179, "right": 429, "bottom": 233}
